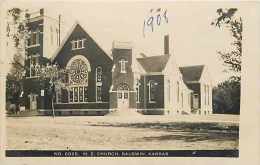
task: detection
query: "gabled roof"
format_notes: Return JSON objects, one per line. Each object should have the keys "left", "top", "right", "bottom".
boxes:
{"left": 179, "top": 65, "right": 205, "bottom": 82}
{"left": 137, "top": 55, "right": 169, "bottom": 73}
{"left": 50, "top": 21, "right": 111, "bottom": 62}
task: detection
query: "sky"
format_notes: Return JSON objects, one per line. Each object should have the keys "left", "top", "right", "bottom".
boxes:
{"left": 4, "top": 0, "right": 243, "bottom": 85}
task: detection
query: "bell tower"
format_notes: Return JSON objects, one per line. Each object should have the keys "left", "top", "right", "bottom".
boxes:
{"left": 109, "top": 41, "right": 136, "bottom": 110}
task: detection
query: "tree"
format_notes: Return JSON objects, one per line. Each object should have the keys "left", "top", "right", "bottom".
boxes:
{"left": 6, "top": 8, "right": 29, "bottom": 112}
{"left": 211, "top": 8, "right": 242, "bottom": 74}
{"left": 38, "top": 63, "right": 67, "bottom": 117}
{"left": 213, "top": 77, "right": 240, "bottom": 114}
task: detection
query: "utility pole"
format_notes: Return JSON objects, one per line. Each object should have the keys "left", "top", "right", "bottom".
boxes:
{"left": 58, "top": 14, "right": 61, "bottom": 46}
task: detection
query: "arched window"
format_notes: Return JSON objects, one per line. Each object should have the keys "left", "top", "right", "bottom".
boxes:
{"left": 148, "top": 80, "right": 158, "bottom": 103}
{"left": 96, "top": 66, "right": 102, "bottom": 102}
{"left": 66, "top": 55, "right": 90, "bottom": 103}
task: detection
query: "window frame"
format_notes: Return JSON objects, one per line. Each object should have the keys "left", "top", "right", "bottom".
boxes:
{"left": 119, "top": 58, "right": 127, "bottom": 73}
{"left": 136, "top": 79, "right": 140, "bottom": 103}
{"left": 71, "top": 39, "right": 86, "bottom": 50}
{"left": 95, "top": 66, "right": 103, "bottom": 102}
{"left": 27, "top": 31, "right": 40, "bottom": 48}
{"left": 148, "top": 80, "right": 157, "bottom": 103}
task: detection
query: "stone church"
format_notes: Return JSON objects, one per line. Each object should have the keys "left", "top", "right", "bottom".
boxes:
{"left": 22, "top": 9, "right": 213, "bottom": 116}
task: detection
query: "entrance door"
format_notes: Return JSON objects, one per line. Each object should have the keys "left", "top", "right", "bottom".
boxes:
{"left": 29, "top": 94, "right": 37, "bottom": 110}
{"left": 117, "top": 90, "right": 129, "bottom": 109}
{"left": 117, "top": 83, "right": 129, "bottom": 110}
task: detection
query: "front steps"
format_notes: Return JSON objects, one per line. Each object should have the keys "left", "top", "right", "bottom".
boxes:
{"left": 106, "top": 108, "right": 141, "bottom": 116}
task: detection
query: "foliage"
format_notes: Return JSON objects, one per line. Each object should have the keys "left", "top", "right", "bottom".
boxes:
{"left": 7, "top": 8, "right": 29, "bottom": 48}
{"left": 6, "top": 8, "right": 29, "bottom": 108}
{"left": 38, "top": 63, "right": 68, "bottom": 96}
{"left": 211, "top": 8, "right": 242, "bottom": 74}
{"left": 213, "top": 77, "right": 240, "bottom": 114}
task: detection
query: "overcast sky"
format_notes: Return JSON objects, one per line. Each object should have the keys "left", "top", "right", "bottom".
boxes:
{"left": 4, "top": 0, "right": 243, "bottom": 85}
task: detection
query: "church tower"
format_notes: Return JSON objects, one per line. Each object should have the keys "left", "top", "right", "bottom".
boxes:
{"left": 110, "top": 41, "right": 136, "bottom": 110}
{"left": 23, "top": 8, "right": 61, "bottom": 110}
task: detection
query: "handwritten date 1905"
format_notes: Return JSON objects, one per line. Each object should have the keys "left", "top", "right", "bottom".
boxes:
{"left": 143, "top": 8, "right": 168, "bottom": 37}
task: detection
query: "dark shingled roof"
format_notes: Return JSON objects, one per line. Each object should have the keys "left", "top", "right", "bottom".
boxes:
{"left": 137, "top": 55, "right": 169, "bottom": 73}
{"left": 179, "top": 65, "right": 205, "bottom": 82}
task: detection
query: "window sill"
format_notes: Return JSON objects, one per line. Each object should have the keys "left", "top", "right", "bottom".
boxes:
{"left": 72, "top": 47, "right": 85, "bottom": 50}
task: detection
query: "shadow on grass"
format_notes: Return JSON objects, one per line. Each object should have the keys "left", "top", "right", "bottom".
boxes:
{"left": 88, "top": 122, "right": 239, "bottom": 142}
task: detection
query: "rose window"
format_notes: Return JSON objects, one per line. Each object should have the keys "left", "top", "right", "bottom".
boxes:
{"left": 69, "top": 59, "right": 88, "bottom": 85}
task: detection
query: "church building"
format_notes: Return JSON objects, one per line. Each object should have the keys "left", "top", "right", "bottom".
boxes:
{"left": 22, "top": 9, "right": 213, "bottom": 116}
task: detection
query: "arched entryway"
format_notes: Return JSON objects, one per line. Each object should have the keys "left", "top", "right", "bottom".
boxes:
{"left": 117, "top": 83, "right": 129, "bottom": 109}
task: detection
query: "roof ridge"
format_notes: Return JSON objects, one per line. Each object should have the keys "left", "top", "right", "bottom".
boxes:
{"left": 180, "top": 64, "right": 205, "bottom": 68}
{"left": 137, "top": 54, "right": 169, "bottom": 60}
{"left": 50, "top": 21, "right": 111, "bottom": 62}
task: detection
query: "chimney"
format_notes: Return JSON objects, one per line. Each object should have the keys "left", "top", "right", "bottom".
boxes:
{"left": 40, "top": 8, "right": 44, "bottom": 16}
{"left": 164, "top": 35, "right": 169, "bottom": 55}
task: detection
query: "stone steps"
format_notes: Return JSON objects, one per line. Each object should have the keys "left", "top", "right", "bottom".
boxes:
{"left": 106, "top": 108, "right": 141, "bottom": 116}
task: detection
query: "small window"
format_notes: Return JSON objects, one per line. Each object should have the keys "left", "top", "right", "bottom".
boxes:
{"left": 71, "top": 39, "right": 86, "bottom": 50}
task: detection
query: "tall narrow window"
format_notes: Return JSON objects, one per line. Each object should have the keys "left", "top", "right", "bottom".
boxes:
{"left": 136, "top": 79, "right": 140, "bottom": 103}
{"left": 28, "top": 31, "right": 40, "bottom": 47}
{"left": 69, "top": 88, "right": 73, "bottom": 102}
{"left": 167, "top": 80, "right": 171, "bottom": 102}
{"left": 177, "top": 81, "right": 180, "bottom": 103}
{"left": 84, "top": 86, "right": 88, "bottom": 102}
{"left": 204, "top": 85, "right": 207, "bottom": 105}
{"left": 29, "top": 56, "right": 39, "bottom": 77}
{"left": 79, "top": 87, "right": 84, "bottom": 102}
{"left": 181, "top": 92, "right": 184, "bottom": 107}
{"left": 208, "top": 85, "right": 210, "bottom": 105}
{"left": 148, "top": 80, "right": 157, "bottom": 103}
{"left": 96, "top": 66, "right": 102, "bottom": 102}
{"left": 119, "top": 59, "right": 127, "bottom": 73}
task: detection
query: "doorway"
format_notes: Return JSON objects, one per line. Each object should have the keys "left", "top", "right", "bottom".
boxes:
{"left": 29, "top": 94, "right": 38, "bottom": 110}
{"left": 117, "top": 84, "right": 129, "bottom": 109}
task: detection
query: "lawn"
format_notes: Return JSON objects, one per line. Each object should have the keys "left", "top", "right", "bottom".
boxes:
{"left": 6, "top": 115, "right": 239, "bottom": 150}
